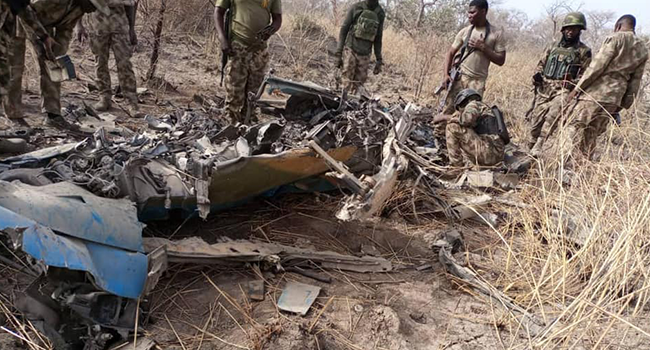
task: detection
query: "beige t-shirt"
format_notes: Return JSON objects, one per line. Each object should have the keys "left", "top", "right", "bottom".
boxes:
{"left": 452, "top": 24, "right": 506, "bottom": 80}
{"left": 216, "top": 0, "right": 282, "bottom": 47}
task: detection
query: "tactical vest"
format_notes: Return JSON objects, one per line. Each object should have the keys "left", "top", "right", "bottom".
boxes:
{"left": 475, "top": 106, "right": 510, "bottom": 144}
{"left": 353, "top": 8, "right": 380, "bottom": 42}
{"left": 543, "top": 44, "right": 581, "bottom": 81}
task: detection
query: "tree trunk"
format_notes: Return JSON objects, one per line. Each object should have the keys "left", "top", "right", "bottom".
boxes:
{"left": 147, "top": 0, "right": 167, "bottom": 81}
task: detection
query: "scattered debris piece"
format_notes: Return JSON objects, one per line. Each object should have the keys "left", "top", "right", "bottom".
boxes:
{"left": 143, "top": 237, "right": 393, "bottom": 273}
{"left": 277, "top": 281, "right": 321, "bottom": 316}
{"left": 248, "top": 280, "right": 266, "bottom": 301}
{"left": 434, "top": 229, "right": 545, "bottom": 335}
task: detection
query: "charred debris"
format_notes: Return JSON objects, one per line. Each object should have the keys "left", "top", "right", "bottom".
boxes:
{"left": 0, "top": 75, "right": 528, "bottom": 349}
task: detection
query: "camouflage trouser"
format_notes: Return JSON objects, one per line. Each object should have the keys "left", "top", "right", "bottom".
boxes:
{"left": 0, "top": 31, "right": 10, "bottom": 98}
{"left": 90, "top": 32, "right": 138, "bottom": 104}
{"left": 37, "top": 26, "right": 74, "bottom": 115}
{"left": 557, "top": 100, "right": 618, "bottom": 162}
{"left": 342, "top": 47, "right": 370, "bottom": 94}
{"left": 442, "top": 74, "right": 487, "bottom": 115}
{"left": 446, "top": 122, "right": 505, "bottom": 167}
{"left": 3, "top": 34, "right": 26, "bottom": 119}
{"left": 224, "top": 41, "right": 269, "bottom": 124}
{"left": 527, "top": 88, "right": 571, "bottom": 155}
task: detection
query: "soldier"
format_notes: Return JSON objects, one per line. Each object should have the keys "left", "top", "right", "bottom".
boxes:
{"left": 82, "top": 0, "right": 139, "bottom": 115}
{"left": 335, "top": 0, "right": 385, "bottom": 95}
{"left": 7, "top": 0, "right": 109, "bottom": 129}
{"left": 527, "top": 12, "right": 591, "bottom": 156}
{"left": 439, "top": 0, "right": 506, "bottom": 115}
{"left": 214, "top": 0, "right": 282, "bottom": 124}
{"left": 561, "top": 14, "right": 648, "bottom": 161}
{"left": 1, "top": 0, "right": 54, "bottom": 121}
{"left": 433, "top": 89, "right": 508, "bottom": 167}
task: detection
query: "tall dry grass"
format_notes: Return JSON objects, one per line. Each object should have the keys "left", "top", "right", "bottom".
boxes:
{"left": 163, "top": 5, "right": 650, "bottom": 347}
{"left": 276, "top": 9, "right": 650, "bottom": 348}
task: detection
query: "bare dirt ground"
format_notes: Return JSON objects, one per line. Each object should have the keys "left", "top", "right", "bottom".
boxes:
{"left": 2, "top": 15, "right": 650, "bottom": 350}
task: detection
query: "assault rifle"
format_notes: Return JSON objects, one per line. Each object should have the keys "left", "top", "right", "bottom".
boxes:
{"left": 435, "top": 26, "right": 476, "bottom": 114}
{"left": 220, "top": 8, "right": 232, "bottom": 87}
{"left": 435, "top": 63, "right": 462, "bottom": 114}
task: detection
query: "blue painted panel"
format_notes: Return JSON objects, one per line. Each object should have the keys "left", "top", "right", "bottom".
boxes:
{"left": 0, "top": 181, "right": 144, "bottom": 253}
{"left": 0, "top": 206, "right": 147, "bottom": 299}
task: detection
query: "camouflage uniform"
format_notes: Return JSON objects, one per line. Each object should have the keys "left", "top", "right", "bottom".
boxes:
{"left": 87, "top": 0, "right": 138, "bottom": 108}
{"left": 527, "top": 40, "right": 591, "bottom": 154}
{"left": 560, "top": 31, "right": 648, "bottom": 160}
{"left": 342, "top": 47, "right": 370, "bottom": 94}
{"left": 224, "top": 40, "right": 269, "bottom": 123}
{"left": 336, "top": 1, "right": 385, "bottom": 94}
{"left": 7, "top": 0, "right": 87, "bottom": 116}
{"left": 446, "top": 100, "right": 505, "bottom": 167}
{"left": 217, "top": 0, "right": 281, "bottom": 124}
{"left": 0, "top": 1, "right": 50, "bottom": 118}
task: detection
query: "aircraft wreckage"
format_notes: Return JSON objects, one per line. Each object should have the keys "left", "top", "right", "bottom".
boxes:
{"left": 0, "top": 75, "right": 527, "bottom": 349}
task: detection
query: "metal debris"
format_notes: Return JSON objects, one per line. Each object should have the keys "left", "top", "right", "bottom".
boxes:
{"left": 142, "top": 237, "right": 393, "bottom": 273}
{"left": 277, "top": 281, "right": 321, "bottom": 316}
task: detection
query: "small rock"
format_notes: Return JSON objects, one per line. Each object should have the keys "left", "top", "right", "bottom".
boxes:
{"left": 409, "top": 312, "right": 427, "bottom": 324}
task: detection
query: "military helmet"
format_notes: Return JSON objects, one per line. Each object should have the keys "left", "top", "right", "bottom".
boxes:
{"left": 562, "top": 12, "right": 587, "bottom": 30}
{"left": 454, "top": 89, "right": 482, "bottom": 110}
{"left": 89, "top": 0, "right": 110, "bottom": 16}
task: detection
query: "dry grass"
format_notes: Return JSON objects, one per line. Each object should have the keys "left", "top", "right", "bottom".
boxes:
{"left": 4, "top": 3, "right": 650, "bottom": 349}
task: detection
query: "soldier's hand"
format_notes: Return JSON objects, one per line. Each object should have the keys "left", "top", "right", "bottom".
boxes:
{"left": 468, "top": 37, "right": 486, "bottom": 51}
{"left": 532, "top": 72, "right": 543, "bottom": 86}
{"left": 442, "top": 74, "right": 451, "bottom": 87}
{"left": 43, "top": 37, "right": 57, "bottom": 61}
{"left": 221, "top": 39, "right": 233, "bottom": 56}
{"left": 76, "top": 26, "right": 88, "bottom": 45}
{"left": 373, "top": 61, "right": 382, "bottom": 75}
{"left": 129, "top": 29, "right": 138, "bottom": 47}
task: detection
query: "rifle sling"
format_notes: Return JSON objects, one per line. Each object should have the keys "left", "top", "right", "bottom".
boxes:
{"left": 454, "top": 22, "right": 492, "bottom": 68}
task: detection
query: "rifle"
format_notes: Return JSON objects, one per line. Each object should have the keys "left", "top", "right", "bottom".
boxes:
{"left": 435, "top": 64, "right": 462, "bottom": 114}
{"left": 220, "top": 8, "right": 231, "bottom": 87}
{"left": 435, "top": 26, "right": 476, "bottom": 114}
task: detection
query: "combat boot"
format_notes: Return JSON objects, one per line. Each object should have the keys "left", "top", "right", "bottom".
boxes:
{"left": 93, "top": 95, "right": 112, "bottom": 112}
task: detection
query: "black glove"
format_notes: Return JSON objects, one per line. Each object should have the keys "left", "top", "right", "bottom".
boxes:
{"left": 532, "top": 72, "right": 544, "bottom": 86}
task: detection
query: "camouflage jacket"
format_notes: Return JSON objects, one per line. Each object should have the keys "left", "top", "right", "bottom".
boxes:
{"left": 450, "top": 100, "right": 494, "bottom": 128}
{"left": 31, "top": 0, "right": 85, "bottom": 32}
{"left": 88, "top": 0, "right": 133, "bottom": 35}
{"left": 450, "top": 100, "right": 502, "bottom": 142}
{"left": 534, "top": 39, "right": 591, "bottom": 94}
{"left": 575, "top": 31, "right": 648, "bottom": 109}
{"left": 0, "top": 1, "right": 49, "bottom": 39}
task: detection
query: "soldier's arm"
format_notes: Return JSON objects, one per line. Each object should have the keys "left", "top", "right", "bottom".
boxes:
{"left": 534, "top": 47, "right": 551, "bottom": 75}
{"left": 373, "top": 11, "right": 384, "bottom": 63}
{"left": 621, "top": 60, "right": 647, "bottom": 109}
{"left": 454, "top": 102, "right": 482, "bottom": 127}
{"left": 336, "top": 6, "right": 355, "bottom": 56}
{"left": 10, "top": 1, "right": 50, "bottom": 42}
{"left": 443, "top": 29, "right": 465, "bottom": 82}
{"left": 213, "top": 0, "right": 230, "bottom": 52}
{"left": 126, "top": 4, "right": 137, "bottom": 33}
{"left": 575, "top": 36, "right": 618, "bottom": 93}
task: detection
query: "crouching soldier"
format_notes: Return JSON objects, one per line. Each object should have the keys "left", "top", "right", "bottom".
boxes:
{"left": 433, "top": 89, "right": 509, "bottom": 167}
{"left": 335, "top": 0, "right": 385, "bottom": 94}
